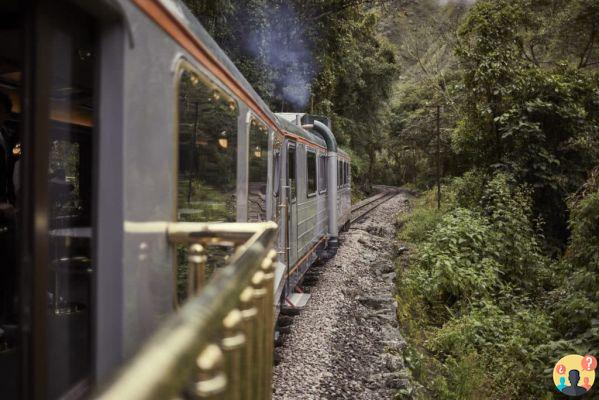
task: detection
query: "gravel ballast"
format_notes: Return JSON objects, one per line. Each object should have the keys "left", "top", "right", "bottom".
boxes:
{"left": 273, "top": 192, "right": 411, "bottom": 399}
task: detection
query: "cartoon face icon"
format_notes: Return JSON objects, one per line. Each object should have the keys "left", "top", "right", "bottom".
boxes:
{"left": 553, "top": 355, "right": 596, "bottom": 397}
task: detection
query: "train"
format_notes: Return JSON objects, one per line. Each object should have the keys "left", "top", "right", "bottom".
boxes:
{"left": 0, "top": 0, "right": 351, "bottom": 398}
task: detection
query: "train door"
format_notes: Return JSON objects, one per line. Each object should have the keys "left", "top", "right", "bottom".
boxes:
{"left": 270, "top": 135, "right": 287, "bottom": 303}
{"left": 0, "top": 1, "right": 104, "bottom": 398}
{"left": 285, "top": 141, "right": 298, "bottom": 270}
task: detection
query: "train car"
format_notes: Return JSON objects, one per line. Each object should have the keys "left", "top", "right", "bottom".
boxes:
{"left": 0, "top": 0, "right": 350, "bottom": 398}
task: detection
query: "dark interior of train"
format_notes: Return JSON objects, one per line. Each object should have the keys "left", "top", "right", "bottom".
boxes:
{"left": 0, "top": 1, "right": 95, "bottom": 398}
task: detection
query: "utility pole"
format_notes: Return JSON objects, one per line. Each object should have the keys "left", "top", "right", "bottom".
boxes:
{"left": 436, "top": 105, "right": 441, "bottom": 210}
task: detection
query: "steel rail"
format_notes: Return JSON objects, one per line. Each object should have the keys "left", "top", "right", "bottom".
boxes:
{"left": 350, "top": 190, "right": 398, "bottom": 224}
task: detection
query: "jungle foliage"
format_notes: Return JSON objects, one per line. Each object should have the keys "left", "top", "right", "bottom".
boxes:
{"left": 392, "top": 1, "right": 599, "bottom": 399}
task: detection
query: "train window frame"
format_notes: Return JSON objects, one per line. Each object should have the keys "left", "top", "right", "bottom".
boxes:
{"left": 248, "top": 116, "right": 269, "bottom": 222}
{"left": 337, "top": 159, "right": 342, "bottom": 189}
{"left": 273, "top": 149, "right": 281, "bottom": 198}
{"left": 318, "top": 154, "right": 327, "bottom": 194}
{"left": 343, "top": 160, "right": 348, "bottom": 186}
{"left": 173, "top": 62, "right": 240, "bottom": 307}
{"left": 174, "top": 63, "right": 239, "bottom": 222}
{"left": 287, "top": 142, "right": 297, "bottom": 203}
{"left": 306, "top": 148, "right": 317, "bottom": 198}
{"left": 343, "top": 161, "right": 348, "bottom": 186}
{"left": 346, "top": 161, "right": 351, "bottom": 186}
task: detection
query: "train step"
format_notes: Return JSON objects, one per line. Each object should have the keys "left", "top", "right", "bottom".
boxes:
{"left": 283, "top": 293, "right": 311, "bottom": 311}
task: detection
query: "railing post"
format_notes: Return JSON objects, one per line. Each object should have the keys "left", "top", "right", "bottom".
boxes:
{"left": 239, "top": 287, "right": 257, "bottom": 399}
{"left": 251, "top": 271, "right": 267, "bottom": 400}
{"left": 222, "top": 309, "right": 245, "bottom": 400}
{"left": 194, "top": 344, "right": 227, "bottom": 399}
{"left": 188, "top": 243, "right": 207, "bottom": 295}
{"left": 260, "top": 250, "right": 277, "bottom": 400}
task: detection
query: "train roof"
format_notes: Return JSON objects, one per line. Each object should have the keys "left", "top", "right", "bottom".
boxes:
{"left": 275, "top": 114, "right": 327, "bottom": 148}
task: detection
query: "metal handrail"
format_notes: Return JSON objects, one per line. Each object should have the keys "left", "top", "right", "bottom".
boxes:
{"left": 94, "top": 221, "right": 278, "bottom": 400}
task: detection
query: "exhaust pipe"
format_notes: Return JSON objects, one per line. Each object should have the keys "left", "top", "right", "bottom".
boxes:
{"left": 302, "top": 118, "right": 339, "bottom": 255}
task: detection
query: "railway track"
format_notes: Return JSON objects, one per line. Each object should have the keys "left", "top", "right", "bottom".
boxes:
{"left": 350, "top": 186, "right": 399, "bottom": 224}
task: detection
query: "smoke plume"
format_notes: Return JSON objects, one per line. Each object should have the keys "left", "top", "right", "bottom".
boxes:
{"left": 243, "top": 3, "right": 316, "bottom": 110}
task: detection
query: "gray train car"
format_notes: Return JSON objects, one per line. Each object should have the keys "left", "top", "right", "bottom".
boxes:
{"left": 0, "top": 0, "right": 350, "bottom": 398}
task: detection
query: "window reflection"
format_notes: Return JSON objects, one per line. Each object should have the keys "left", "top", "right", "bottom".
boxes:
{"left": 318, "top": 154, "right": 327, "bottom": 193}
{"left": 307, "top": 150, "right": 316, "bottom": 196}
{"left": 288, "top": 145, "right": 296, "bottom": 202}
{"left": 177, "top": 70, "right": 237, "bottom": 223}
{"left": 248, "top": 119, "right": 268, "bottom": 222}
{"left": 272, "top": 149, "right": 281, "bottom": 223}
{"left": 46, "top": 6, "right": 95, "bottom": 398}
{"left": 0, "top": 6, "right": 23, "bottom": 397}
{"left": 176, "top": 70, "right": 239, "bottom": 304}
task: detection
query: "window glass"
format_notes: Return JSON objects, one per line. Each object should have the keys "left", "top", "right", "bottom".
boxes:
{"left": 273, "top": 150, "right": 280, "bottom": 198}
{"left": 288, "top": 144, "right": 296, "bottom": 201}
{"left": 338, "top": 160, "right": 342, "bottom": 188}
{"left": 248, "top": 118, "right": 268, "bottom": 222}
{"left": 177, "top": 70, "right": 237, "bottom": 223}
{"left": 1, "top": 3, "right": 96, "bottom": 397}
{"left": 0, "top": 5, "right": 23, "bottom": 397}
{"left": 272, "top": 148, "right": 281, "bottom": 223}
{"left": 45, "top": 7, "right": 95, "bottom": 398}
{"left": 176, "top": 70, "right": 238, "bottom": 304}
{"left": 318, "top": 154, "right": 327, "bottom": 193}
{"left": 346, "top": 162, "right": 351, "bottom": 185}
{"left": 344, "top": 161, "right": 348, "bottom": 185}
{"left": 307, "top": 150, "right": 316, "bottom": 196}
{"left": 346, "top": 162, "right": 349, "bottom": 185}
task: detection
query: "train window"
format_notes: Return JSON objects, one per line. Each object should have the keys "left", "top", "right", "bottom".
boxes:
{"left": 345, "top": 161, "right": 349, "bottom": 186}
{"left": 175, "top": 69, "right": 238, "bottom": 304}
{"left": 346, "top": 162, "right": 351, "bottom": 185}
{"left": 0, "top": 2, "right": 97, "bottom": 397}
{"left": 176, "top": 69, "right": 238, "bottom": 223}
{"left": 307, "top": 149, "right": 317, "bottom": 197}
{"left": 272, "top": 148, "right": 281, "bottom": 223}
{"left": 338, "top": 160, "right": 342, "bottom": 188}
{"left": 288, "top": 144, "right": 296, "bottom": 202}
{"left": 0, "top": 6, "right": 23, "bottom": 397}
{"left": 248, "top": 118, "right": 268, "bottom": 222}
{"left": 273, "top": 150, "right": 281, "bottom": 198}
{"left": 318, "top": 154, "right": 327, "bottom": 193}
{"left": 45, "top": 5, "right": 95, "bottom": 398}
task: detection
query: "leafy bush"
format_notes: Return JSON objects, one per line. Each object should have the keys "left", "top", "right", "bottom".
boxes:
{"left": 430, "top": 302, "right": 552, "bottom": 399}
{"left": 410, "top": 208, "right": 500, "bottom": 308}
{"left": 396, "top": 174, "right": 559, "bottom": 399}
{"left": 551, "top": 170, "right": 599, "bottom": 353}
{"left": 451, "top": 170, "right": 487, "bottom": 210}
{"left": 479, "top": 174, "right": 549, "bottom": 293}
{"left": 397, "top": 189, "right": 449, "bottom": 245}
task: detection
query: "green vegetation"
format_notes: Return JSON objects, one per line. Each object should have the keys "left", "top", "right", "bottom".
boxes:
{"left": 393, "top": 1, "right": 598, "bottom": 397}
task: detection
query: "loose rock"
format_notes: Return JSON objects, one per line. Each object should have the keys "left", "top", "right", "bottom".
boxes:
{"left": 273, "top": 193, "right": 412, "bottom": 399}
